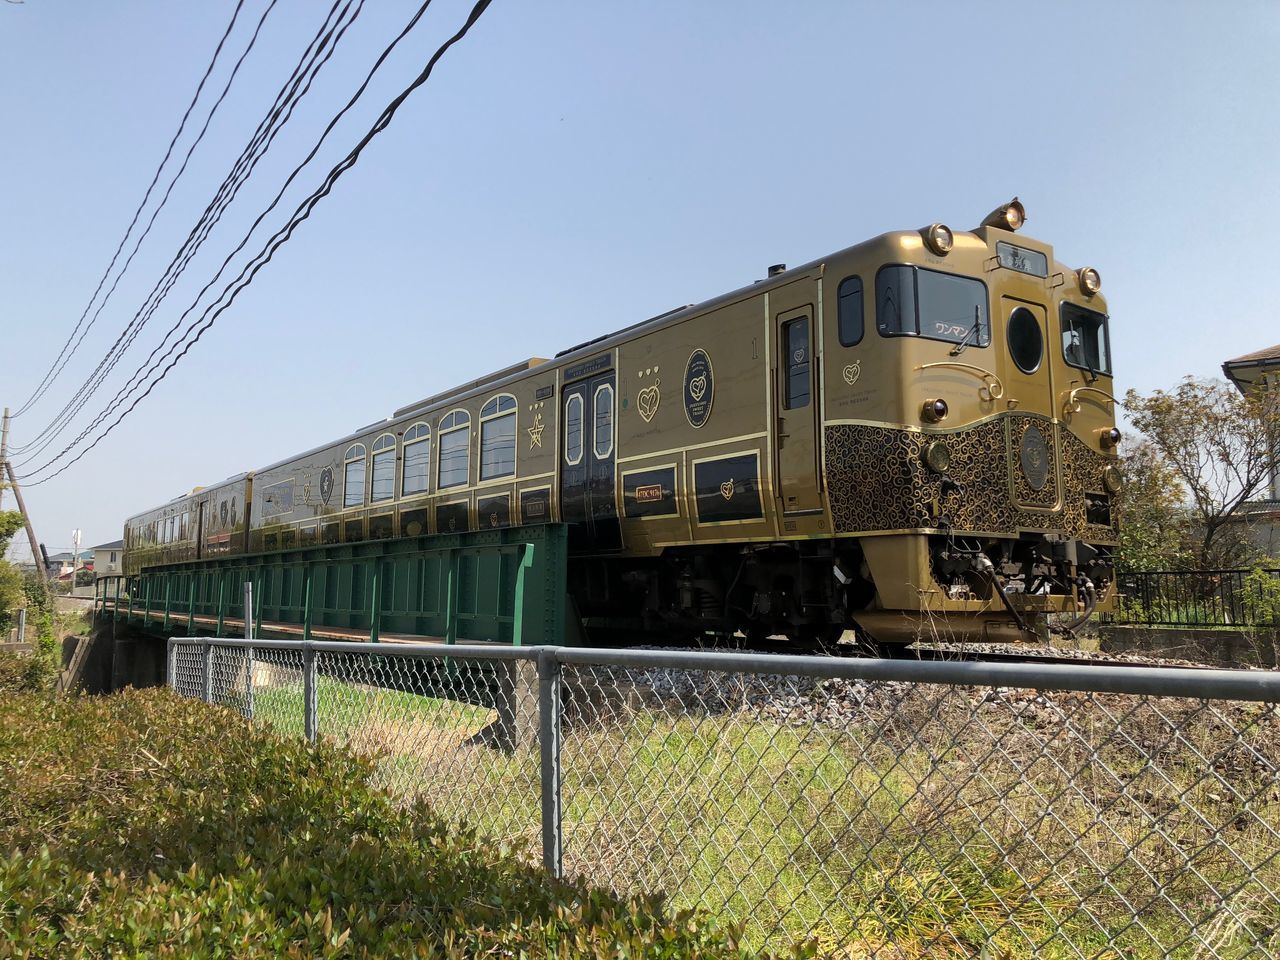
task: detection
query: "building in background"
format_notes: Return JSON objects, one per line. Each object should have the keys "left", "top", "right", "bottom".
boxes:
{"left": 92, "top": 539, "right": 124, "bottom": 579}
{"left": 44, "top": 550, "right": 93, "bottom": 581}
{"left": 1223, "top": 344, "right": 1280, "bottom": 558}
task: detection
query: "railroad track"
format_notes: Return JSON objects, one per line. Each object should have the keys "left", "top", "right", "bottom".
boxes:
{"left": 631, "top": 632, "right": 1233, "bottom": 671}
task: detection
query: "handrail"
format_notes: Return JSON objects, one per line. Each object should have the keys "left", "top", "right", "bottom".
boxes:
{"left": 916, "top": 362, "right": 1006, "bottom": 402}
{"left": 1062, "top": 384, "right": 1118, "bottom": 419}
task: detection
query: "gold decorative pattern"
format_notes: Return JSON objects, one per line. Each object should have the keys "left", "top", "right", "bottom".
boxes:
{"left": 825, "top": 415, "right": 1117, "bottom": 541}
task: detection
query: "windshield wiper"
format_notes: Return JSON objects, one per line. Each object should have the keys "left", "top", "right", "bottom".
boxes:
{"left": 949, "top": 306, "right": 983, "bottom": 357}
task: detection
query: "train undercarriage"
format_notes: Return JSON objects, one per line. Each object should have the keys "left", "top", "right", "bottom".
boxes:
{"left": 569, "top": 533, "right": 1115, "bottom": 646}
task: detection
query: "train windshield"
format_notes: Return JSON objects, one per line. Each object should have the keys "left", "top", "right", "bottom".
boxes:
{"left": 1061, "top": 302, "right": 1111, "bottom": 376}
{"left": 876, "top": 265, "right": 989, "bottom": 346}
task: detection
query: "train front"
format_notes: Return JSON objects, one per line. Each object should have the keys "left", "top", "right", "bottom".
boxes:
{"left": 828, "top": 200, "right": 1121, "bottom": 643}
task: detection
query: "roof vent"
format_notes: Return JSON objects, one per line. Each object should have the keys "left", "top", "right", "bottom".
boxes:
{"left": 767, "top": 263, "right": 787, "bottom": 277}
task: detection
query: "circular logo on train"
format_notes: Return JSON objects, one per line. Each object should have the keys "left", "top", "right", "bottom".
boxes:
{"left": 319, "top": 467, "right": 335, "bottom": 505}
{"left": 1019, "top": 424, "right": 1051, "bottom": 491}
{"left": 683, "top": 348, "right": 714, "bottom": 428}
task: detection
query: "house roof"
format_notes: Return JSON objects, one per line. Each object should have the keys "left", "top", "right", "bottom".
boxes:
{"left": 92, "top": 539, "right": 124, "bottom": 550}
{"left": 1225, "top": 343, "right": 1280, "bottom": 365}
{"left": 1222, "top": 343, "right": 1280, "bottom": 392}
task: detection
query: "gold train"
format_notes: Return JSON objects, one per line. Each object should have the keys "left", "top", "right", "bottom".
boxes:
{"left": 125, "top": 198, "right": 1120, "bottom": 644}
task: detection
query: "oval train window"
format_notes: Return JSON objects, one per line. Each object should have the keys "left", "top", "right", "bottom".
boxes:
{"left": 1007, "top": 307, "right": 1044, "bottom": 374}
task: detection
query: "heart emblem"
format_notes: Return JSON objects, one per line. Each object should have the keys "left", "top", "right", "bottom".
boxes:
{"left": 689, "top": 375, "right": 707, "bottom": 402}
{"left": 842, "top": 362, "right": 860, "bottom": 386}
{"left": 490, "top": 512, "right": 499, "bottom": 527}
{"left": 720, "top": 479, "right": 735, "bottom": 500}
{"left": 637, "top": 385, "right": 660, "bottom": 422}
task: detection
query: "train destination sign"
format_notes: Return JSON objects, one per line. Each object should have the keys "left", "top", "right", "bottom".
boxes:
{"left": 996, "top": 241, "right": 1048, "bottom": 278}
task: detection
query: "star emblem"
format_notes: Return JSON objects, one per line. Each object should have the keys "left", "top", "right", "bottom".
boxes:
{"left": 527, "top": 413, "right": 545, "bottom": 448}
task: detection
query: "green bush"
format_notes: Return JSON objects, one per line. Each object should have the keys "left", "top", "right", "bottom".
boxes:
{"left": 0, "top": 671, "right": 773, "bottom": 958}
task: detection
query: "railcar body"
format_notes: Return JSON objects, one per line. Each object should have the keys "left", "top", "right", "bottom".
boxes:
{"left": 124, "top": 200, "right": 1120, "bottom": 643}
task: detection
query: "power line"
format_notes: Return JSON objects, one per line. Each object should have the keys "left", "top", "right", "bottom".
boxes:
{"left": 17, "top": 0, "right": 446, "bottom": 475}
{"left": 12, "top": 0, "right": 356, "bottom": 464}
{"left": 17, "top": 0, "right": 495, "bottom": 487}
{"left": 10, "top": 0, "right": 254, "bottom": 421}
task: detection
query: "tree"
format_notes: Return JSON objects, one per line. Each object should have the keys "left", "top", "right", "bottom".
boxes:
{"left": 1115, "top": 440, "right": 1194, "bottom": 571}
{"left": 1125, "top": 377, "right": 1280, "bottom": 569}
{"left": 0, "top": 511, "right": 24, "bottom": 556}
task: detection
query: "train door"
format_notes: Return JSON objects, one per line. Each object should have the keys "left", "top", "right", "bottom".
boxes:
{"left": 999, "top": 295, "right": 1062, "bottom": 506}
{"left": 772, "top": 283, "right": 823, "bottom": 514}
{"left": 560, "top": 371, "right": 621, "bottom": 550}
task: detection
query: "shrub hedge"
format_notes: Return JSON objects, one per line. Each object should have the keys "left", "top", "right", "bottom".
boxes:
{"left": 0, "top": 660, "right": 779, "bottom": 958}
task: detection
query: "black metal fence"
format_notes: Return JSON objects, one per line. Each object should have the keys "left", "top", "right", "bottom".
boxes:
{"left": 1114, "top": 568, "right": 1280, "bottom": 628}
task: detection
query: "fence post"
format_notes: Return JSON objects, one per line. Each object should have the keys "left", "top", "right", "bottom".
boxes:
{"left": 201, "top": 641, "right": 213, "bottom": 703}
{"left": 166, "top": 637, "right": 177, "bottom": 688}
{"left": 303, "top": 642, "right": 317, "bottom": 744}
{"left": 537, "top": 647, "right": 563, "bottom": 879}
{"left": 244, "top": 580, "right": 256, "bottom": 719}
{"left": 369, "top": 560, "right": 383, "bottom": 644}
{"left": 16, "top": 607, "right": 26, "bottom": 644}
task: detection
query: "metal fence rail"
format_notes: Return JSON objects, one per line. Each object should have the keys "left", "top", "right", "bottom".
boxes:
{"left": 168, "top": 637, "right": 1280, "bottom": 958}
{"left": 1115, "top": 568, "right": 1280, "bottom": 628}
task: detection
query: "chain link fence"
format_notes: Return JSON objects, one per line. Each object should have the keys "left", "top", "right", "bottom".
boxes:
{"left": 169, "top": 637, "right": 1280, "bottom": 958}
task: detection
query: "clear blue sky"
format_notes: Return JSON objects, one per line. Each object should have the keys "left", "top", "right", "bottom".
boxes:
{"left": 2, "top": 0, "right": 1278, "bottom": 559}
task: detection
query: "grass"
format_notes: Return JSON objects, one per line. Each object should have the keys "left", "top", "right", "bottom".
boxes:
{"left": 0, "top": 657, "right": 768, "bottom": 958}
{"left": 224, "top": 664, "right": 1280, "bottom": 957}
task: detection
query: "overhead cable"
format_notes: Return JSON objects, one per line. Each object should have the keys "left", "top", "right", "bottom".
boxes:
{"left": 17, "top": 0, "right": 494, "bottom": 486}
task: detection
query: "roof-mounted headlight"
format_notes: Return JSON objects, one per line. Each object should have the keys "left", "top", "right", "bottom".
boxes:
{"left": 923, "top": 223, "right": 954, "bottom": 256}
{"left": 981, "top": 197, "right": 1026, "bottom": 232}
{"left": 1078, "top": 267, "right": 1102, "bottom": 295}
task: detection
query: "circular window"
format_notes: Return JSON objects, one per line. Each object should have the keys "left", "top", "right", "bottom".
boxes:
{"left": 1007, "top": 307, "right": 1043, "bottom": 374}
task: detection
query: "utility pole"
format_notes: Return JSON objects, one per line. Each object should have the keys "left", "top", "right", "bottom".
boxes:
{"left": 0, "top": 406, "right": 9, "bottom": 511}
{"left": 3, "top": 459, "right": 48, "bottom": 582}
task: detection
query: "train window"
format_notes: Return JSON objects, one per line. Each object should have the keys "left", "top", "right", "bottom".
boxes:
{"left": 783, "top": 317, "right": 811, "bottom": 409}
{"left": 179, "top": 512, "right": 188, "bottom": 541}
{"left": 564, "top": 394, "right": 584, "bottom": 465}
{"left": 594, "top": 383, "right": 614, "bottom": 458}
{"left": 438, "top": 409, "right": 471, "bottom": 489}
{"left": 402, "top": 423, "right": 431, "bottom": 496}
{"left": 837, "top": 276, "right": 864, "bottom": 346}
{"left": 1007, "top": 307, "right": 1044, "bottom": 374}
{"left": 1060, "top": 302, "right": 1112, "bottom": 376}
{"left": 479, "top": 394, "right": 517, "bottom": 480}
{"left": 876, "top": 265, "right": 989, "bottom": 347}
{"left": 370, "top": 433, "right": 396, "bottom": 502}
{"left": 344, "top": 443, "right": 367, "bottom": 507}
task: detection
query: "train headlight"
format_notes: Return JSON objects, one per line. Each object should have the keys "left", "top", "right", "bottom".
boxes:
{"left": 1099, "top": 426, "right": 1121, "bottom": 450}
{"left": 1102, "top": 464, "right": 1123, "bottom": 494}
{"left": 1078, "top": 267, "right": 1102, "bottom": 295}
{"left": 923, "top": 223, "right": 954, "bottom": 256}
{"left": 921, "top": 398, "right": 949, "bottom": 424}
{"left": 922, "top": 439, "right": 951, "bottom": 474}
{"left": 981, "top": 197, "right": 1026, "bottom": 232}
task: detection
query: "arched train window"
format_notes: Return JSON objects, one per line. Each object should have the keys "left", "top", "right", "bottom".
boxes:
{"left": 438, "top": 410, "right": 471, "bottom": 489}
{"left": 344, "top": 443, "right": 367, "bottom": 507}
{"left": 479, "top": 394, "right": 517, "bottom": 480}
{"left": 401, "top": 422, "right": 431, "bottom": 496}
{"left": 370, "top": 433, "right": 396, "bottom": 502}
